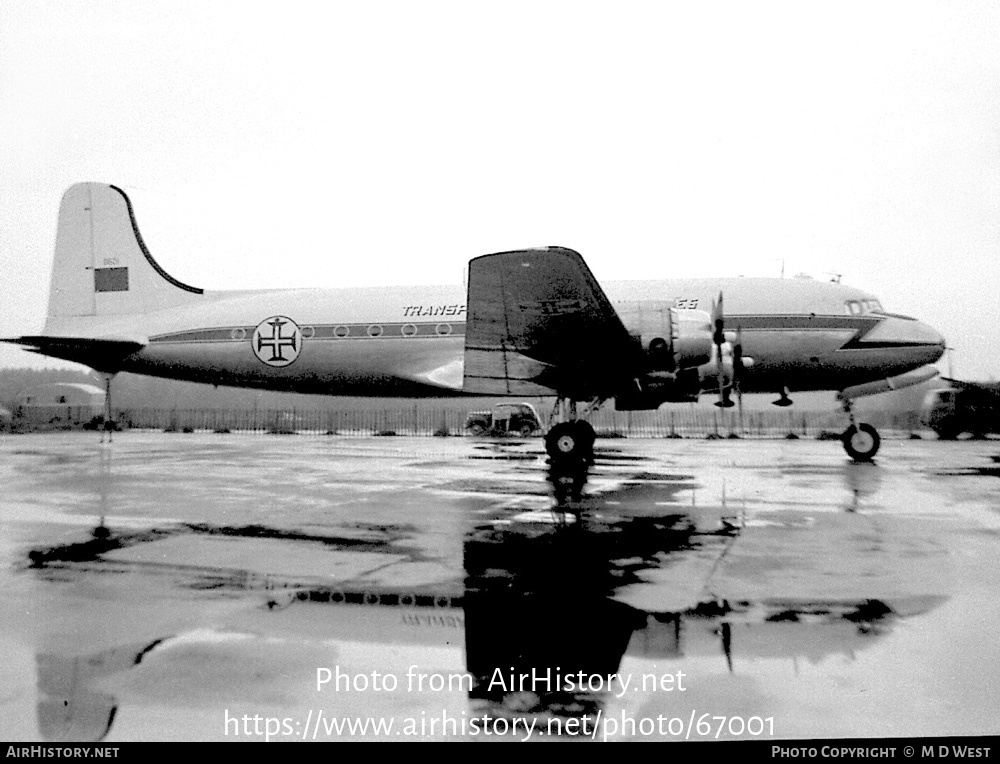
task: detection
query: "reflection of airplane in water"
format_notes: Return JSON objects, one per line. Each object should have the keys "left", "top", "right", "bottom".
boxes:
{"left": 4, "top": 183, "right": 945, "bottom": 461}
{"left": 30, "top": 508, "right": 943, "bottom": 741}
{"left": 461, "top": 512, "right": 944, "bottom": 725}
{"left": 922, "top": 378, "right": 1000, "bottom": 440}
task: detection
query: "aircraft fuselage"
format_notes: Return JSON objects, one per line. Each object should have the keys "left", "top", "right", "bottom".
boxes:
{"left": 53, "top": 277, "right": 943, "bottom": 399}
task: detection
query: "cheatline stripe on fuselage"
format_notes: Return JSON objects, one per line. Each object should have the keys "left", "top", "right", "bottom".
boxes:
{"left": 147, "top": 314, "right": 885, "bottom": 346}
{"left": 148, "top": 322, "right": 467, "bottom": 344}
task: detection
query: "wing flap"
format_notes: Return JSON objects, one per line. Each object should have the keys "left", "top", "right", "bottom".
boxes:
{"left": 463, "top": 247, "right": 635, "bottom": 397}
{"left": 464, "top": 348, "right": 558, "bottom": 395}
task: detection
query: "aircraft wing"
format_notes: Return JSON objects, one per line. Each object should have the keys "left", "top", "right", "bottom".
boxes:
{"left": 4, "top": 336, "right": 145, "bottom": 373}
{"left": 463, "top": 247, "right": 636, "bottom": 398}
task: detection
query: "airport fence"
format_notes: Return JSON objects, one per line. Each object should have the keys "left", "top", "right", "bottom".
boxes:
{"left": 108, "top": 405, "right": 926, "bottom": 440}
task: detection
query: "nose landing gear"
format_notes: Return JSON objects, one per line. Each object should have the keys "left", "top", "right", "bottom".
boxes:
{"left": 843, "top": 422, "right": 881, "bottom": 461}
{"left": 839, "top": 396, "right": 881, "bottom": 461}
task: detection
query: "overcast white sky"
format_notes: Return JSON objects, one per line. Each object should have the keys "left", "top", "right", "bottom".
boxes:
{"left": 1, "top": 1, "right": 998, "bottom": 378}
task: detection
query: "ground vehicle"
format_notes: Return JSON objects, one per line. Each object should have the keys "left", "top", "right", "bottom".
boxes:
{"left": 922, "top": 380, "right": 1000, "bottom": 439}
{"left": 464, "top": 403, "right": 541, "bottom": 437}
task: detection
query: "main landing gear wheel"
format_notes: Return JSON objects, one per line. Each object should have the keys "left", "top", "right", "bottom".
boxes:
{"left": 842, "top": 423, "right": 880, "bottom": 462}
{"left": 545, "top": 421, "right": 596, "bottom": 465}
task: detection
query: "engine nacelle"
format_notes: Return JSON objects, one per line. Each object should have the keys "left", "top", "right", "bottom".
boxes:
{"left": 613, "top": 302, "right": 715, "bottom": 410}
{"left": 620, "top": 302, "right": 713, "bottom": 374}
{"left": 614, "top": 368, "right": 702, "bottom": 410}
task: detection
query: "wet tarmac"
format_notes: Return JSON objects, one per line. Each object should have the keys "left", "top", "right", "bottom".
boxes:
{"left": 1, "top": 432, "right": 999, "bottom": 742}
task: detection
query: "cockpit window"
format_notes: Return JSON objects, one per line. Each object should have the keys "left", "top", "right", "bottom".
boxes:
{"left": 846, "top": 300, "right": 884, "bottom": 315}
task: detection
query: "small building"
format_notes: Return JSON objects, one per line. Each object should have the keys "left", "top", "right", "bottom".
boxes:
{"left": 17, "top": 383, "right": 104, "bottom": 428}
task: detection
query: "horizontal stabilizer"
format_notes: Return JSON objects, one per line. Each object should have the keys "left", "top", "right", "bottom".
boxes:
{"left": 463, "top": 247, "right": 634, "bottom": 397}
{"left": 6, "top": 336, "right": 145, "bottom": 373}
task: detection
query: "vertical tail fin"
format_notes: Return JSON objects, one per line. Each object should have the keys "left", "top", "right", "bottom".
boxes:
{"left": 45, "top": 183, "right": 202, "bottom": 332}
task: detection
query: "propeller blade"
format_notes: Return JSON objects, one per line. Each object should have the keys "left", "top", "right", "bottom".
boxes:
{"left": 712, "top": 292, "right": 725, "bottom": 347}
{"left": 734, "top": 326, "right": 744, "bottom": 424}
{"left": 733, "top": 326, "right": 744, "bottom": 386}
{"left": 714, "top": 338, "right": 734, "bottom": 408}
{"left": 717, "top": 354, "right": 726, "bottom": 406}
{"left": 712, "top": 292, "right": 726, "bottom": 407}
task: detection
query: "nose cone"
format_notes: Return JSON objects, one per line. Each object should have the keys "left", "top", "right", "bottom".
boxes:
{"left": 909, "top": 319, "right": 947, "bottom": 365}
{"left": 861, "top": 316, "right": 946, "bottom": 364}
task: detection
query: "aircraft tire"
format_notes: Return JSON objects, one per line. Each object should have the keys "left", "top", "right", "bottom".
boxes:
{"left": 467, "top": 423, "right": 486, "bottom": 437}
{"left": 545, "top": 421, "right": 595, "bottom": 465}
{"left": 842, "top": 423, "right": 880, "bottom": 462}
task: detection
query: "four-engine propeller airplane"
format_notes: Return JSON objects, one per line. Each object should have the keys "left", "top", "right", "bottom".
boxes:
{"left": 5, "top": 183, "right": 946, "bottom": 461}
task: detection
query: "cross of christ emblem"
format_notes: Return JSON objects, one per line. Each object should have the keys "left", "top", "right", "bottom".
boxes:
{"left": 251, "top": 316, "right": 302, "bottom": 367}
